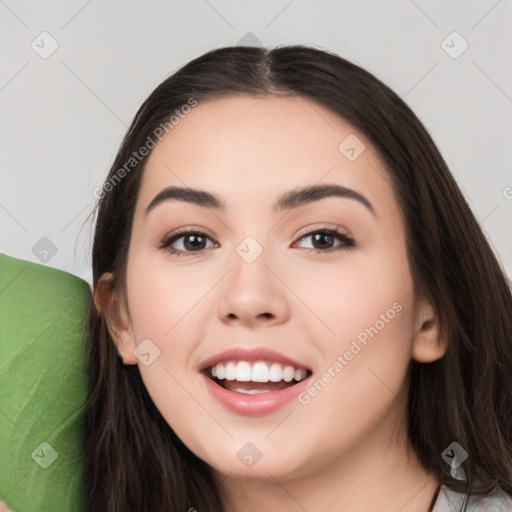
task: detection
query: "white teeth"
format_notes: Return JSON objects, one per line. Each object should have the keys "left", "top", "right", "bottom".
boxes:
{"left": 225, "top": 361, "right": 236, "bottom": 381}
{"left": 283, "top": 366, "right": 295, "bottom": 382}
{"left": 252, "top": 362, "right": 269, "bottom": 382}
{"left": 216, "top": 364, "right": 226, "bottom": 380}
{"left": 235, "top": 361, "right": 252, "bottom": 381}
{"left": 210, "top": 360, "right": 309, "bottom": 383}
{"left": 232, "top": 388, "right": 272, "bottom": 394}
{"left": 269, "top": 363, "right": 283, "bottom": 382}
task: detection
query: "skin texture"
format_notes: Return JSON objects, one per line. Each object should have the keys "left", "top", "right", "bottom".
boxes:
{"left": 96, "top": 95, "right": 448, "bottom": 511}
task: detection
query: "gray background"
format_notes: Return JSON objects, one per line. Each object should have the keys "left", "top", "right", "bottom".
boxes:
{"left": 1, "top": 0, "right": 511, "bottom": 286}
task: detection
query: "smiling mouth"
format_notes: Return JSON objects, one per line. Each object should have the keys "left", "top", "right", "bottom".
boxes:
{"left": 204, "top": 360, "right": 313, "bottom": 395}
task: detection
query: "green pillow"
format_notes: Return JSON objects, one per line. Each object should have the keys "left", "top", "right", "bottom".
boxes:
{"left": 0, "top": 253, "right": 90, "bottom": 511}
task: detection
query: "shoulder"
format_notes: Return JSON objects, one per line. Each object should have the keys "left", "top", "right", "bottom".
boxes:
{"left": 433, "top": 484, "right": 512, "bottom": 511}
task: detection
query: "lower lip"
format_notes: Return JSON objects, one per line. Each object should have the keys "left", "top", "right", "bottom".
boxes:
{"left": 201, "top": 373, "right": 311, "bottom": 417}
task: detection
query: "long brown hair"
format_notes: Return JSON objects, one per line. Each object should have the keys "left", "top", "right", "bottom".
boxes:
{"left": 83, "top": 45, "right": 512, "bottom": 511}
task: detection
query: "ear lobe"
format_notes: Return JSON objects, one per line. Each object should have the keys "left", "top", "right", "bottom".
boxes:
{"left": 411, "top": 298, "right": 447, "bottom": 363}
{"left": 93, "top": 272, "right": 138, "bottom": 365}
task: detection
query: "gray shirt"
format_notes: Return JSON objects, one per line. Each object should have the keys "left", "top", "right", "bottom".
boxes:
{"left": 432, "top": 484, "right": 512, "bottom": 511}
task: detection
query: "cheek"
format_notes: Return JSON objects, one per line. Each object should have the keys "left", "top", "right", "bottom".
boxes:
{"left": 287, "top": 242, "right": 413, "bottom": 352}
{"left": 292, "top": 293, "right": 415, "bottom": 462}
{"left": 290, "top": 237, "right": 416, "bottom": 419}
{"left": 125, "top": 247, "right": 215, "bottom": 347}
{"left": 124, "top": 250, "right": 219, "bottom": 434}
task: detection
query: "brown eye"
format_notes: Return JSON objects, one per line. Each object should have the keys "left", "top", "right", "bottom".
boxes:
{"left": 294, "top": 228, "right": 355, "bottom": 253}
{"left": 159, "top": 231, "right": 216, "bottom": 256}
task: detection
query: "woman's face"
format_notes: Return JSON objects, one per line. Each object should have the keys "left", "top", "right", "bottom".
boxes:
{"left": 109, "top": 95, "right": 443, "bottom": 482}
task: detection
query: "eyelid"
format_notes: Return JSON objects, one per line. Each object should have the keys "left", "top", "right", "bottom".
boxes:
{"left": 294, "top": 222, "right": 352, "bottom": 240}
{"left": 160, "top": 225, "right": 217, "bottom": 242}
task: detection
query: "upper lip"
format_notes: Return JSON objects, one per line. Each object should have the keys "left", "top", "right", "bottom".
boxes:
{"left": 198, "top": 347, "right": 311, "bottom": 373}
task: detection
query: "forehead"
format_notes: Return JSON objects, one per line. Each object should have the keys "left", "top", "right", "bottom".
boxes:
{"left": 136, "top": 95, "right": 395, "bottom": 216}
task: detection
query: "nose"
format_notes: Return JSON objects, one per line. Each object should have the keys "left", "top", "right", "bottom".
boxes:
{"left": 217, "top": 246, "right": 290, "bottom": 328}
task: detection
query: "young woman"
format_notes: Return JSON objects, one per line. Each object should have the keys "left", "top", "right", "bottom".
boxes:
{"left": 85, "top": 45, "right": 512, "bottom": 511}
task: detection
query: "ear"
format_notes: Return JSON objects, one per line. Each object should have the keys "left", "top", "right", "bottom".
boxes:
{"left": 411, "top": 297, "right": 447, "bottom": 363}
{"left": 93, "top": 272, "right": 138, "bottom": 365}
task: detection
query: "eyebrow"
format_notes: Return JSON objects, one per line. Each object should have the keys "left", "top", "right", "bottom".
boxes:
{"left": 144, "top": 183, "right": 375, "bottom": 217}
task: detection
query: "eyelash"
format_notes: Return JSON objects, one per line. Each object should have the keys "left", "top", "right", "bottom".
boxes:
{"left": 158, "top": 226, "right": 356, "bottom": 257}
